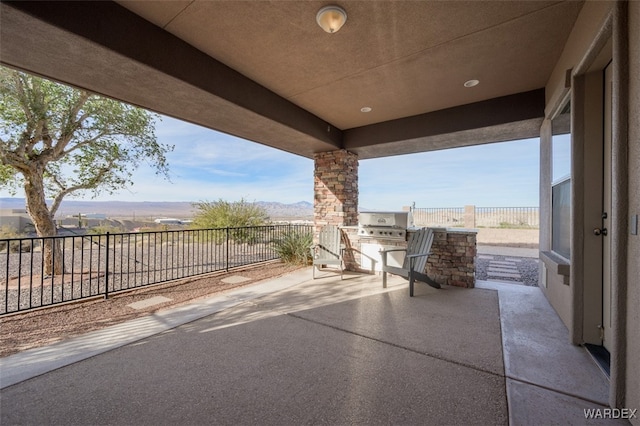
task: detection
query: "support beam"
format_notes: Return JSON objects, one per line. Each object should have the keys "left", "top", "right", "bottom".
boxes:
{"left": 345, "top": 90, "right": 545, "bottom": 159}
{"left": 0, "top": 1, "right": 341, "bottom": 157}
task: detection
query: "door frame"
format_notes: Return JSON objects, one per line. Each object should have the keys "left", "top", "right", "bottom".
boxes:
{"left": 602, "top": 61, "right": 613, "bottom": 352}
{"left": 570, "top": 2, "right": 629, "bottom": 409}
{"left": 571, "top": 38, "right": 612, "bottom": 347}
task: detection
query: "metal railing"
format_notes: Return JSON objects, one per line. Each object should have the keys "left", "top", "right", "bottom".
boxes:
{"left": 411, "top": 206, "right": 539, "bottom": 228}
{"left": 411, "top": 207, "right": 465, "bottom": 228}
{"left": 1, "top": 224, "right": 311, "bottom": 315}
{"left": 475, "top": 207, "right": 539, "bottom": 228}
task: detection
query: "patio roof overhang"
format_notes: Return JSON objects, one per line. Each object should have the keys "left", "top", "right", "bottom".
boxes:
{"left": 0, "top": 1, "right": 583, "bottom": 159}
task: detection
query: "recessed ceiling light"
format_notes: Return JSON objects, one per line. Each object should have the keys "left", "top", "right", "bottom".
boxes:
{"left": 464, "top": 79, "right": 480, "bottom": 88}
{"left": 360, "top": 107, "right": 372, "bottom": 113}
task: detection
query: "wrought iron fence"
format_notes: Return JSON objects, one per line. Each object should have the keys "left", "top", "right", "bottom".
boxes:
{"left": 410, "top": 207, "right": 465, "bottom": 228}
{"left": 475, "top": 207, "right": 539, "bottom": 228}
{"left": 411, "top": 206, "right": 539, "bottom": 228}
{"left": 1, "top": 224, "right": 312, "bottom": 315}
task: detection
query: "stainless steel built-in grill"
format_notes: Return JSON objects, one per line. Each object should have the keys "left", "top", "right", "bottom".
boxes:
{"left": 357, "top": 211, "right": 411, "bottom": 241}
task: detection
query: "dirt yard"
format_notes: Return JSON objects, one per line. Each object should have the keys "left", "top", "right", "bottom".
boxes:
{"left": 0, "top": 261, "right": 303, "bottom": 358}
{"left": 475, "top": 228, "right": 539, "bottom": 248}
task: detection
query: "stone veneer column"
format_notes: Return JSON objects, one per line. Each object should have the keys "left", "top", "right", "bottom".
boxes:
{"left": 313, "top": 150, "right": 358, "bottom": 232}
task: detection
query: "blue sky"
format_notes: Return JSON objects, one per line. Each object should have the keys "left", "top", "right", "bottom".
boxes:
{"left": 2, "top": 115, "right": 541, "bottom": 210}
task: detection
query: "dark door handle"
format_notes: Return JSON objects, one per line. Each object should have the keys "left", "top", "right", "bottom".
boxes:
{"left": 593, "top": 228, "right": 608, "bottom": 236}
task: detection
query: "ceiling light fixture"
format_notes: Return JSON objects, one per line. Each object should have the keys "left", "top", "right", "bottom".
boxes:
{"left": 464, "top": 79, "right": 480, "bottom": 88}
{"left": 360, "top": 107, "right": 372, "bottom": 113}
{"left": 316, "top": 5, "right": 347, "bottom": 33}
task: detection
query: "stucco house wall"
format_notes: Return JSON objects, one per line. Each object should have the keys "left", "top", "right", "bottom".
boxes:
{"left": 626, "top": 1, "right": 639, "bottom": 422}
{"left": 540, "top": 0, "right": 638, "bottom": 415}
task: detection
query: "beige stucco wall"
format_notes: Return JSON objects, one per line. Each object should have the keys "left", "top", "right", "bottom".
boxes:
{"left": 541, "top": 0, "right": 640, "bottom": 413}
{"left": 539, "top": 118, "right": 573, "bottom": 326}
{"left": 545, "top": 1, "right": 613, "bottom": 116}
{"left": 541, "top": 1, "right": 618, "bottom": 338}
{"left": 626, "top": 1, "right": 639, "bottom": 422}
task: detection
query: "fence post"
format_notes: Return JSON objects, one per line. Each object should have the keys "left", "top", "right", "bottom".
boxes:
{"left": 225, "top": 227, "right": 230, "bottom": 272}
{"left": 464, "top": 205, "right": 476, "bottom": 228}
{"left": 104, "top": 232, "right": 110, "bottom": 300}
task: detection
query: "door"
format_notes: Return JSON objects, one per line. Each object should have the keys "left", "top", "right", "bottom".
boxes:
{"left": 602, "top": 62, "right": 613, "bottom": 351}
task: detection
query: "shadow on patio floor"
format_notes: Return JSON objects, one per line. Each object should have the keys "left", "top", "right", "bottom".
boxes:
{"left": 0, "top": 268, "right": 619, "bottom": 425}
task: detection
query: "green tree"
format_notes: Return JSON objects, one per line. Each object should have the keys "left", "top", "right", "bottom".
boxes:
{"left": 0, "top": 67, "right": 173, "bottom": 274}
{"left": 192, "top": 198, "right": 269, "bottom": 229}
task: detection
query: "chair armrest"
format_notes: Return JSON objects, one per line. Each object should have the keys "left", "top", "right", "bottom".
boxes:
{"left": 379, "top": 248, "right": 407, "bottom": 254}
{"left": 407, "top": 252, "right": 431, "bottom": 272}
{"left": 406, "top": 252, "right": 430, "bottom": 259}
{"left": 380, "top": 248, "right": 407, "bottom": 267}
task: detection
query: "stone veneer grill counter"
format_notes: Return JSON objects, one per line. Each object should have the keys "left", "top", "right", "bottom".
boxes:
{"left": 355, "top": 211, "right": 411, "bottom": 272}
{"left": 425, "top": 228, "right": 477, "bottom": 288}
{"left": 312, "top": 149, "right": 475, "bottom": 287}
{"left": 341, "top": 227, "right": 477, "bottom": 288}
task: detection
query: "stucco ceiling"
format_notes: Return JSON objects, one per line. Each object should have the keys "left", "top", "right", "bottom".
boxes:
{"left": 0, "top": 1, "right": 584, "bottom": 159}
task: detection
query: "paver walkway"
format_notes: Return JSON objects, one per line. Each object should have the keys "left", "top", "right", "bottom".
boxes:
{"left": 482, "top": 255, "right": 524, "bottom": 282}
{"left": 475, "top": 245, "right": 539, "bottom": 286}
{"left": 476, "top": 254, "right": 540, "bottom": 286}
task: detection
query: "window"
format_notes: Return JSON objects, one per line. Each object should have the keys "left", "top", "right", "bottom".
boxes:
{"left": 551, "top": 99, "right": 571, "bottom": 259}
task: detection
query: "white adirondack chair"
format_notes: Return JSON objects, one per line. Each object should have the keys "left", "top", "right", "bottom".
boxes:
{"left": 380, "top": 227, "right": 440, "bottom": 296}
{"left": 309, "top": 225, "right": 344, "bottom": 279}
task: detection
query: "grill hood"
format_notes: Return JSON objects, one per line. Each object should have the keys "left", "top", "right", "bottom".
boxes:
{"left": 358, "top": 211, "right": 411, "bottom": 229}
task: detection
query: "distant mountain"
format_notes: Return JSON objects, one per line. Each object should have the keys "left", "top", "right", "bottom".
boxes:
{"left": 0, "top": 198, "right": 313, "bottom": 220}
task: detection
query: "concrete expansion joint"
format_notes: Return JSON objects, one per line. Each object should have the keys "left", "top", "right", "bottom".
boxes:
{"left": 506, "top": 375, "right": 610, "bottom": 408}
{"left": 286, "top": 312, "right": 503, "bottom": 379}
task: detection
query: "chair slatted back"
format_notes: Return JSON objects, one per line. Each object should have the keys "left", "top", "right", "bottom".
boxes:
{"left": 317, "top": 225, "right": 342, "bottom": 260}
{"left": 402, "top": 228, "right": 435, "bottom": 272}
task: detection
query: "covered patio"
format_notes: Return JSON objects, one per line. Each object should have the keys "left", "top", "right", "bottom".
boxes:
{"left": 1, "top": 1, "right": 638, "bottom": 418}
{"left": 0, "top": 263, "right": 614, "bottom": 425}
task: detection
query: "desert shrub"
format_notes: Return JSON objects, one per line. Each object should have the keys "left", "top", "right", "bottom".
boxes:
{"left": 0, "top": 225, "right": 22, "bottom": 239}
{"left": 273, "top": 230, "right": 313, "bottom": 265}
{"left": 88, "top": 224, "right": 126, "bottom": 235}
{"left": 192, "top": 198, "right": 268, "bottom": 228}
{"left": 191, "top": 198, "right": 269, "bottom": 243}
{"left": 137, "top": 224, "right": 174, "bottom": 233}
{"left": 0, "top": 226, "right": 31, "bottom": 252}
{"left": 498, "top": 221, "right": 537, "bottom": 229}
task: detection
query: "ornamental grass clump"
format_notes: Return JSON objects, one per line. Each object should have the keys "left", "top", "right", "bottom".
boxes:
{"left": 273, "top": 230, "right": 313, "bottom": 265}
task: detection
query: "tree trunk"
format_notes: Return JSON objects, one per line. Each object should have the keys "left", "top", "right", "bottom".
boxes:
{"left": 24, "top": 174, "right": 64, "bottom": 275}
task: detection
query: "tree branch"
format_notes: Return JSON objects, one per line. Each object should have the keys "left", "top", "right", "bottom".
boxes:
{"left": 60, "top": 132, "right": 119, "bottom": 156}
{"left": 53, "top": 92, "right": 91, "bottom": 158}
{"left": 49, "top": 163, "right": 114, "bottom": 216}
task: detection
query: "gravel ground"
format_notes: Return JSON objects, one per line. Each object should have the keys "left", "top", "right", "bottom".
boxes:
{"left": 0, "top": 242, "right": 279, "bottom": 315}
{"left": 475, "top": 254, "right": 540, "bottom": 286}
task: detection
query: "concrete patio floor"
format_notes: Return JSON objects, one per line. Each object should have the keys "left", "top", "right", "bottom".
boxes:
{"left": 0, "top": 266, "right": 624, "bottom": 425}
